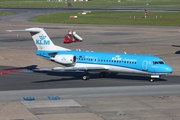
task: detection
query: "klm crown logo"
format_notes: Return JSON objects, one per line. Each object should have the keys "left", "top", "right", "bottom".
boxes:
{"left": 36, "top": 34, "right": 50, "bottom": 45}
{"left": 39, "top": 35, "right": 46, "bottom": 40}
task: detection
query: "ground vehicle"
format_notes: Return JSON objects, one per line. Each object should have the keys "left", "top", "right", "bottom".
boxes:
{"left": 64, "top": 31, "right": 83, "bottom": 43}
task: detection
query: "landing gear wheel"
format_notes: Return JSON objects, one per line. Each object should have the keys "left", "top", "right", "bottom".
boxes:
{"left": 99, "top": 72, "right": 106, "bottom": 78}
{"left": 150, "top": 78, "right": 154, "bottom": 82}
{"left": 82, "top": 71, "right": 89, "bottom": 80}
{"left": 82, "top": 75, "right": 89, "bottom": 80}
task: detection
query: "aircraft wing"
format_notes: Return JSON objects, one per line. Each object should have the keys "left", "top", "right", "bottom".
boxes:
{"left": 35, "top": 66, "right": 109, "bottom": 72}
{"left": 53, "top": 66, "right": 109, "bottom": 71}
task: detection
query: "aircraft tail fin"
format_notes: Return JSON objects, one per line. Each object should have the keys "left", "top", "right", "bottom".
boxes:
{"left": 7, "top": 28, "right": 69, "bottom": 51}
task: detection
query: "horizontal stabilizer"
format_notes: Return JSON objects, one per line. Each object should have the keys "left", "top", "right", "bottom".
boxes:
{"left": 7, "top": 27, "right": 70, "bottom": 51}
{"left": 6, "top": 29, "right": 42, "bottom": 33}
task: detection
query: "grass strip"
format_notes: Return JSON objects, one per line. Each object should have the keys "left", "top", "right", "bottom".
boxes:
{"left": 0, "top": 11, "right": 13, "bottom": 16}
{"left": 0, "top": 0, "right": 179, "bottom": 9}
{"left": 30, "top": 11, "right": 180, "bottom": 26}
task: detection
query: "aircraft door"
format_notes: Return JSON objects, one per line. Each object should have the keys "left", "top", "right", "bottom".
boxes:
{"left": 142, "top": 61, "right": 148, "bottom": 71}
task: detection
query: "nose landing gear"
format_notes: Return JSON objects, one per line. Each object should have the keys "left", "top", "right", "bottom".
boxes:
{"left": 150, "top": 78, "right": 154, "bottom": 82}
{"left": 150, "top": 75, "right": 159, "bottom": 82}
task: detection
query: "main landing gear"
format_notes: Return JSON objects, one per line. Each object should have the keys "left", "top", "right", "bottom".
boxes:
{"left": 82, "top": 71, "right": 107, "bottom": 80}
{"left": 99, "top": 72, "right": 106, "bottom": 78}
{"left": 82, "top": 71, "right": 89, "bottom": 80}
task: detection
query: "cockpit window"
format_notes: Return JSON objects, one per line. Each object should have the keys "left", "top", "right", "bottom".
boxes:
{"left": 153, "top": 61, "right": 164, "bottom": 65}
{"left": 159, "top": 61, "right": 164, "bottom": 64}
{"left": 153, "top": 61, "right": 158, "bottom": 64}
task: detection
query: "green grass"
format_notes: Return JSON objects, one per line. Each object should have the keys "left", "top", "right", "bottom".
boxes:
{"left": 0, "top": 0, "right": 179, "bottom": 8}
{"left": 30, "top": 11, "right": 180, "bottom": 26}
{"left": 0, "top": 11, "right": 13, "bottom": 16}
{"left": 72, "top": 0, "right": 180, "bottom": 8}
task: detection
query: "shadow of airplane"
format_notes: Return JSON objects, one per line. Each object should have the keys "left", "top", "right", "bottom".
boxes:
{"left": 32, "top": 71, "right": 167, "bottom": 83}
{"left": 0, "top": 65, "right": 167, "bottom": 82}
{"left": 172, "top": 45, "right": 180, "bottom": 47}
{"left": 172, "top": 45, "right": 180, "bottom": 54}
{"left": 0, "top": 65, "right": 38, "bottom": 74}
{"left": 175, "top": 51, "right": 180, "bottom": 54}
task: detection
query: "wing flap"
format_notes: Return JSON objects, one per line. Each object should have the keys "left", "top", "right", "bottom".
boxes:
{"left": 53, "top": 66, "right": 109, "bottom": 71}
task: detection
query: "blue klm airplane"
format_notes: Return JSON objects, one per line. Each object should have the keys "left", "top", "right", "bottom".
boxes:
{"left": 7, "top": 28, "right": 173, "bottom": 82}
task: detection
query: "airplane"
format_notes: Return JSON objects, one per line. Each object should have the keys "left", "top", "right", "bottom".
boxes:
{"left": 7, "top": 28, "right": 173, "bottom": 82}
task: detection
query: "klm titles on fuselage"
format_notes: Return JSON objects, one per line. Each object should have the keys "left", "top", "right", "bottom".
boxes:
{"left": 36, "top": 35, "right": 50, "bottom": 45}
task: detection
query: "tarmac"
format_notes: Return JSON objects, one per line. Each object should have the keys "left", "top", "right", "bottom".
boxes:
{"left": 1, "top": 96, "right": 180, "bottom": 120}
{"left": 0, "top": 8, "right": 180, "bottom": 120}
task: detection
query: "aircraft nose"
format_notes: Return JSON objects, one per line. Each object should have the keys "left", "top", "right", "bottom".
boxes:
{"left": 165, "top": 65, "right": 173, "bottom": 73}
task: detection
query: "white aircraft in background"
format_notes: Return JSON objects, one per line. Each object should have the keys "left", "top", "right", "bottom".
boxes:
{"left": 7, "top": 28, "right": 173, "bottom": 82}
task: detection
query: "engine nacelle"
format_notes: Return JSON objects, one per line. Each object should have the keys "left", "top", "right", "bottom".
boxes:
{"left": 52, "top": 54, "right": 76, "bottom": 66}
